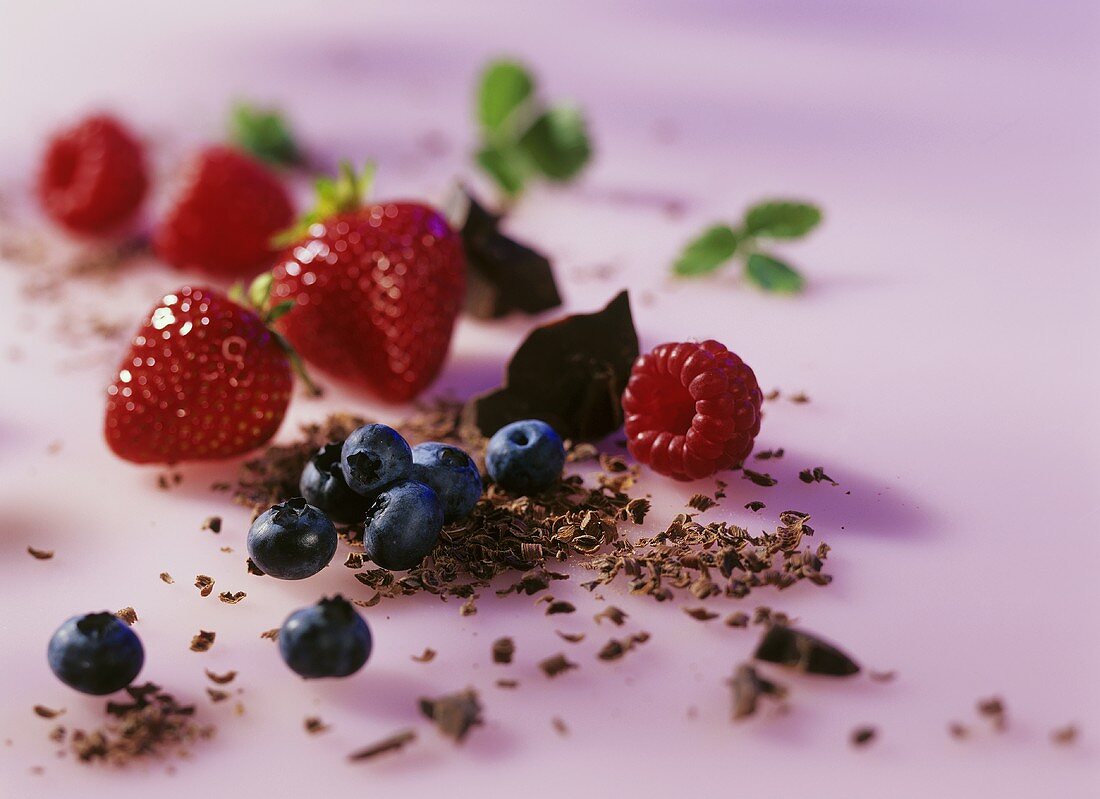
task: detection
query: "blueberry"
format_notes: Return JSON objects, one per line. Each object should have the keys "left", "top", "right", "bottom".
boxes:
{"left": 340, "top": 424, "right": 413, "bottom": 497}
{"left": 363, "top": 480, "right": 443, "bottom": 570}
{"left": 47, "top": 612, "right": 144, "bottom": 695}
{"left": 411, "top": 442, "right": 482, "bottom": 523}
{"left": 278, "top": 595, "right": 372, "bottom": 679}
{"left": 485, "top": 419, "right": 566, "bottom": 495}
{"left": 299, "top": 442, "right": 372, "bottom": 524}
{"left": 247, "top": 497, "right": 338, "bottom": 580}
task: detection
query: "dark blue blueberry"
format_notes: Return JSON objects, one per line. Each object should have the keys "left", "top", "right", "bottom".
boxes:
{"left": 411, "top": 442, "right": 482, "bottom": 523}
{"left": 485, "top": 419, "right": 566, "bottom": 495}
{"left": 47, "top": 612, "right": 144, "bottom": 695}
{"left": 299, "top": 442, "right": 372, "bottom": 524}
{"left": 340, "top": 424, "right": 413, "bottom": 497}
{"left": 247, "top": 497, "right": 338, "bottom": 580}
{"left": 278, "top": 595, "right": 372, "bottom": 679}
{"left": 363, "top": 480, "right": 443, "bottom": 571}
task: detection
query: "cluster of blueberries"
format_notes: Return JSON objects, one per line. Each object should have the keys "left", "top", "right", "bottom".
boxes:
{"left": 47, "top": 419, "right": 566, "bottom": 694}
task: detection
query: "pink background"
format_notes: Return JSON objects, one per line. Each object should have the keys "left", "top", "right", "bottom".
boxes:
{"left": 1, "top": 1, "right": 1098, "bottom": 796}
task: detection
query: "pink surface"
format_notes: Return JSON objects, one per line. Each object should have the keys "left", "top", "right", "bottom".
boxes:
{"left": 1, "top": 1, "right": 1098, "bottom": 796}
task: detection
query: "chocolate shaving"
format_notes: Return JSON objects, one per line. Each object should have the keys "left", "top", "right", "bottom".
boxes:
{"left": 539, "top": 653, "right": 578, "bottom": 677}
{"left": 491, "top": 637, "right": 515, "bottom": 664}
{"left": 551, "top": 717, "right": 569, "bottom": 736}
{"left": 201, "top": 516, "right": 222, "bottom": 533}
{"left": 412, "top": 648, "right": 437, "bottom": 663}
{"left": 463, "top": 291, "right": 639, "bottom": 441}
{"left": 544, "top": 600, "right": 576, "bottom": 615}
{"left": 218, "top": 591, "right": 246, "bottom": 605}
{"left": 159, "top": 572, "right": 174, "bottom": 584}
{"left": 206, "top": 688, "right": 229, "bottom": 703}
{"left": 190, "top": 630, "right": 216, "bottom": 652}
{"left": 115, "top": 607, "right": 138, "bottom": 625}
{"left": 744, "top": 501, "right": 765, "bottom": 512}
{"left": 728, "top": 663, "right": 788, "bottom": 720}
{"left": 687, "top": 494, "right": 717, "bottom": 512}
{"left": 555, "top": 630, "right": 585, "bottom": 643}
{"left": 260, "top": 628, "right": 279, "bottom": 641}
{"left": 977, "top": 697, "right": 1007, "bottom": 731}
{"left": 594, "top": 606, "right": 628, "bottom": 626}
{"left": 27, "top": 546, "right": 54, "bottom": 560}
{"left": 419, "top": 689, "right": 483, "bottom": 743}
{"left": 851, "top": 726, "right": 877, "bottom": 747}
{"left": 742, "top": 469, "right": 777, "bottom": 487}
{"left": 753, "top": 625, "right": 859, "bottom": 676}
{"left": 869, "top": 669, "right": 897, "bottom": 683}
{"left": 1051, "top": 724, "right": 1078, "bottom": 745}
{"left": 755, "top": 448, "right": 784, "bottom": 460}
{"left": 34, "top": 705, "right": 64, "bottom": 719}
{"left": 789, "top": 392, "right": 810, "bottom": 404}
{"left": 348, "top": 729, "right": 416, "bottom": 761}
{"left": 204, "top": 669, "right": 237, "bottom": 685}
{"left": 304, "top": 717, "right": 329, "bottom": 734}
{"left": 194, "top": 575, "right": 214, "bottom": 597}
{"left": 799, "top": 466, "right": 837, "bottom": 486}
{"left": 496, "top": 679, "right": 519, "bottom": 689}
{"left": 246, "top": 558, "right": 265, "bottom": 576}
{"left": 459, "top": 188, "right": 562, "bottom": 319}
{"left": 622, "top": 498, "right": 650, "bottom": 524}
{"left": 596, "top": 633, "right": 650, "bottom": 661}
{"left": 725, "top": 612, "right": 750, "bottom": 628}
{"left": 684, "top": 607, "right": 718, "bottom": 621}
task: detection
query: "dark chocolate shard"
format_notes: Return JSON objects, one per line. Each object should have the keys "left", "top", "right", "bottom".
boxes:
{"left": 464, "top": 291, "right": 639, "bottom": 441}
{"left": 753, "top": 625, "right": 860, "bottom": 676}
{"left": 460, "top": 189, "right": 562, "bottom": 319}
{"left": 418, "top": 689, "right": 483, "bottom": 743}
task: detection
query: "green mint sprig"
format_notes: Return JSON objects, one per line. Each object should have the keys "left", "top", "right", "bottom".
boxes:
{"left": 673, "top": 201, "right": 822, "bottom": 293}
{"left": 229, "top": 102, "right": 302, "bottom": 167}
{"left": 474, "top": 59, "right": 592, "bottom": 200}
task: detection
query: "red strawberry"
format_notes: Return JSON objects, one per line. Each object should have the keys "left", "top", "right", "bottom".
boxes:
{"left": 270, "top": 164, "right": 465, "bottom": 402}
{"left": 104, "top": 285, "right": 302, "bottom": 464}
{"left": 37, "top": 114, "right": 148, "bottom": 235}
{"left": 155, "top": 147, "right": 293, "bottom": 279}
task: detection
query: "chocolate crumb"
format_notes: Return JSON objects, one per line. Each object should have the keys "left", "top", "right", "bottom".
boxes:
{"left": 491, "top": 637, "right": 515, "bottom": 665}
{"left": 218, "top": 591, "right": 246, "bottom": 605}
{"left": 205, "top": 669, "right": 237, "bottom": 685}
{"left": 949, "top": 722, "right": 969, "bottom": 739}
{"left": 742, "top": 469, "right": 777, "bottom": 487}
{"left": 594, "top": 606, "right": 627, "bottom": 626}
{"left": 555, "top": 630, "right": 585, "bottom": 643}
{"left": 304, "top": 717, "right": 329, "bottom": 734}
{"left": 687, "top": 493, "right": 717, "bottom": 512}
{"left": 460, "top": 595, "right": 478, "bottom": 616}
{"left": 412, "top": 648, "right": 437, "bottom": 663}
{"left": 27, "top": 546, "right": 54, "bottom": 560}
{"left": 260, "top": 628, "right": 279, "bottom": 641}
{"left": 552, "top": 717, "right": 569, "bottom": 736}
{"left": 201, "top": 516, "right": 222, "bottom": 534}
{"left": 725, "top": 612, "right": 750, "bottom": 628}
{"left": 789, "top": 392, "right": 810, "bottom": 404}
{"left": 755, "top": 448, "right": 784, "bottom": 460}
{"left": 799, "top": 466, "right": 837, "bottom": 486}
{"left": 729, "top": 663, "right": 788, "bottom": 720}
{"left": 34, "top": 705, "right": 64, "bottom": 719}
{"left": 344, "top": 552, "right": 364, "bottom": 569}
{"left": 115, "top": 607, "right": 138, "bottom": 625}
{"left": 348, "top": 729, "right": 416, "bottom": 761}
{"left": 596, "top": 633, "right": 650, "bottom": 661}
{"left": 545, "top": 600, "right": 576, "bottom": 615}
{"left": 977, "top": 697, "right": 1007, "bottom": 731}
{"left": 851, "top": 726, "right": 877, "bottom": 747}
{"left": 1051, "top": 724, "right": 1078, "bottom": 745}
{"left": 623, "top": 497, "right": 650, "bottom": 524}
{"left": 246, "top": 558, "right": 265, "bottom": 576}
{"left": 206, "top": 688, "right": 229, "bottom": 703}
{"left": 496, "top": 679, "right": 519, "bottom": 689}
{"left": 194, "top": 575, "right": 214, "bottom": 597}
{"left": 539, "top": 653, "right": 578, "bottom": 678}
{"left": 744, "top": 501, "right": 765, "bottom": 512}
{"left": 159, "top": 572, "right": 174, "bottom": 584}
{"left": 419, "top": 689, "right": 483, "bottom": 743}
{"left": 190, "top": 630, "right": 216, "bottom": 652}
{"left": 869, "top": 670, "right": 897, "bottom": 683}
{"left": 684, "top": 607, "right": 718, "bottom": 621}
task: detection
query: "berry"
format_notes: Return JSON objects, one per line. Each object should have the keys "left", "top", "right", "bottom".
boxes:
{"left": 278, "top": 595, "right": 372, "bottom": 679}
{"left": 622, "top": 340, "right": 762, "bottom": 481}
{"left": 363, "top": 481, "right": 443, "bottom": 570}
{"left": 104, "top": 286, "right": 293, "bottom": 464}
{"left": 411, "top": 442, "right": 482, "bottom": 523}
{"left": 485, "top": 419, "right": 565, "bottom": 495}
{"left": 340, "top": 423, "right": 413, "bottom": 497}
{"left": 299, "top": 442, "right": 371, "bottom": 524}
{"left": 47, "top": 612, "right": 144, "bottom": 695}
{"left": 37, "top": 114, "right": 147, "bottom": 235}
{"left": 270, "top": 164, "right": 465, "bottom": 401}
{"left": 155, "top": 146, "right": 293, "bottom": 279}
{"left": 247, "top": 498, "right": 337, "bottom": 580}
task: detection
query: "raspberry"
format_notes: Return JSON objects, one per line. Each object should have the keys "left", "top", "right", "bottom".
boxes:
{"left": 622, "top": 340, "right": 762, "bottom": 481}
{"left": 37, "top": 114, "right": 148, "bottom": 235}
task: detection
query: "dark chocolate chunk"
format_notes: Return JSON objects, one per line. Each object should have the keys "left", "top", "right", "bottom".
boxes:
{"left": 728, "top": 663, "right": 788, "bottom": 720}
{"left": 463, "top": 291, "right": 639, "bottom": 441}
{"left": 460, "top": 188, "right": 562, "bottom": 319}
{"left": 418, "top": 689, "right": 483, "bottom": 743}
{"left": 753, "top": 625, "right": 860, "bottom": 676}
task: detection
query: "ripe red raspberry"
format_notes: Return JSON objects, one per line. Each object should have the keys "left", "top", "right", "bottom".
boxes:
{"left": 622, "top": 340, "right": 762, "bottom": 480}
{"left": 154, "top": 147, "right": 293, "bottom": 279}
{"left": 37, "top": 114, "right": 148, "bottom": 235}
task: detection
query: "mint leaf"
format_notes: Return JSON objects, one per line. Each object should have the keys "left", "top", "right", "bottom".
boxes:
{"left": 746, "top": 253, "right": 804, "bottom": 293}
{"left": 517, "top": 106, "right": 591, "bottom": 181}
{"left": 230, "top": 103, "right": 301, "bottom": 166}
{"left": 476, "top": 144, "right": 530, "bottom": 197}
{"left": 744, "top": 201, "right": 822, "bottom": 239}
{"left": 673, "top": 225, "right": 741, "bottom": 276}
{"left": 478, "top": 60, "right": 535, "bottom": 134}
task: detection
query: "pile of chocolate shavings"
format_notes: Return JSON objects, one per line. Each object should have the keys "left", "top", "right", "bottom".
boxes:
{"left": 54, "top": 683, "right": 213, "bottom": 765}
{"left": 232, "top": 403, "right": 834, "bottom": 605}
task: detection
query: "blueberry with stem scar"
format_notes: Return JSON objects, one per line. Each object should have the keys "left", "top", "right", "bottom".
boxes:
{"left": 363, "top": 481, "right": 444, "bottom": 570}
{"left": 340, "top": 424, "right": 413, "bottom": 496}
{"left": 247, "top": 498, "right": 338, "bottom": 580}
{"left": 48, "top": 612, "right": 144, "bottom": 695}
{"left": 486, "top": 419, "right": 565, "bottom": 495}
{"left": 300, "top": 442, "right": 372, "bottom": 524}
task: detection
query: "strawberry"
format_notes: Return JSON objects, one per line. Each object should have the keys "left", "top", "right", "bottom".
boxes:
{"left": 154, "top": 147, "right": 293, "bottom": 280}
{"left": 37, "top": 114, "right": 148, "bottom": 235}
{"left": 104, "top": 284, "right": 315, "bottom": 464}
{"left": 270, "top": 164, "right": 465, "bottom": 402}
